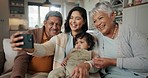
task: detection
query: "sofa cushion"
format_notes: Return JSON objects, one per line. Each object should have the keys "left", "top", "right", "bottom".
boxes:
{"left": 3, "top": 39, "right": 17, "bottom": 72}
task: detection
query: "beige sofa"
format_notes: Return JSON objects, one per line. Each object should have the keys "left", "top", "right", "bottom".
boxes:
{"left": 0, "top": 38, "right": 100, "bottom": 78}
{"left": 0, "top": 39, "right": 48, "bottom": 78}
{"left": 0, "top": 39, "right": 17, "bottom": 78}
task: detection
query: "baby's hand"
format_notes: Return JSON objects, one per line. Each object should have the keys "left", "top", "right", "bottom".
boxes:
{"left": 61, "top": 57, "right": 68, "bottom": 66}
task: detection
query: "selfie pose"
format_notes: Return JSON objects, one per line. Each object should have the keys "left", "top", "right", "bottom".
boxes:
{"left": 10, "top": 7, "right": 99, "bottom": 78}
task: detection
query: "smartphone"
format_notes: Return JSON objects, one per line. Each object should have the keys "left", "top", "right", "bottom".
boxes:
{"left": 16, "top": 34, "right": 34, "bottom": 48}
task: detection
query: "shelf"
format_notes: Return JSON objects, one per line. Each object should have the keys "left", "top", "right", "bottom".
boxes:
{"left": 112, "top": 4, "right": 122, "bottom": 8}
{"left": 10, "top": 7, "right": 24, "bottom": 14}
{"left": 10, "top": 14, "right": 25, "bottom": 18}
{"left": 124, "top": 2, "right": 148, "bottom": 8}
{"left": 116, "top": 15, "right": 122, "bottom": 18}
{"left": 111, "top": 0, "right": 123, "bottom": 24}
{"left": 9, "top": 0, "right": 25, "bottom": 15}
{"left": 111, "top": 0, "right": 123, "bottom": 5}
{"left": 9, "top": 5, "right": 24, "bottom": 7}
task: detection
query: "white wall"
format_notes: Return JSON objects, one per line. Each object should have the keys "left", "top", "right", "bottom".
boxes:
{"left": 123, "top": 4, "right": 148, "bottom": 39}
{"left": 0, "top": 0, "right": 9, "bottom": 51}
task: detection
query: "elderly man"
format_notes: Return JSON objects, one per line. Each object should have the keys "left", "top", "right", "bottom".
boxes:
{"left": 9, "top": 11, "right": 63, "bottom": 78}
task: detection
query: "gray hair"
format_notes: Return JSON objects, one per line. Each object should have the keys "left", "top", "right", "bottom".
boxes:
{"left": 91, "top": 1, "right": 114, "bottom": 17}
{"left": 44, "top": 11, "right": 63, "bottom": 25}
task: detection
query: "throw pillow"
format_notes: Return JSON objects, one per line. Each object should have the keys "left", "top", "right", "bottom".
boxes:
{"left": 3, "top": 39, "right": 17, "bottom": 72}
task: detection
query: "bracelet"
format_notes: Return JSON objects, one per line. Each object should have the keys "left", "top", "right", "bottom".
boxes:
{"left": 84, "top": 61, "right": 93, "bottom": 68}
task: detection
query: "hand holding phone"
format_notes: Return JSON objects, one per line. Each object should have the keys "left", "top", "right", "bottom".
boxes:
{"left": 16, "top": 34, "right": 34, "bottom": 48}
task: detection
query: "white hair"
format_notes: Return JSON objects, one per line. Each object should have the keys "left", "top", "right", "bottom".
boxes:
{"left": 90, "top": 1, "right": 114, "bottom": 17}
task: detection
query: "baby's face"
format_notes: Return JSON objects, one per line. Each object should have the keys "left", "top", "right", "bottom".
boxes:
{"left": 75, "top": 38, "right": 90, "bottom": 49}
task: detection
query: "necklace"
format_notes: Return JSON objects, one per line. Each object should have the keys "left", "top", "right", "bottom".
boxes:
{"left": 111, "top": 24, "right": 118, "bottom": 39}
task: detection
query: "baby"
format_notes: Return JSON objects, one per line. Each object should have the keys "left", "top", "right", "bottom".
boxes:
{"left": 48, "top": 32, "right": 98, "bottom": 78}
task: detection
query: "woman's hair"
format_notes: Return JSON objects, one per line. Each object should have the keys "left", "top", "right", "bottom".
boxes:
{"left": 75, "top": 32, "right": 95, "bottom": 50}
{"left": 44, "top": 11, "right": 63, "bottom": 26}
{"left": 90, "top": 1, "right": 114, "bottom": 17}
{"left": 64, "top": 7, "right": 88, "bottom": 33}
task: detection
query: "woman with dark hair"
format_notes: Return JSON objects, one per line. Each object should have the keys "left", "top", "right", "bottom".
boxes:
{"left": 10, "top": 7, "right": 99, "bottom": 78}
{"left": 64, "top": 7, "right": 88, "bottom": 33}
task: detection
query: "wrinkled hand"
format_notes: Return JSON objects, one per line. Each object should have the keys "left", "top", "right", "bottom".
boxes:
{"left": 92, "top": 57, "right": 116, "bottom": 69}
{"left": 10, "top": 31, "right": 24, "bottom": 51}
{"left": 71, "top": 63, "right": 90, "bottom": 78}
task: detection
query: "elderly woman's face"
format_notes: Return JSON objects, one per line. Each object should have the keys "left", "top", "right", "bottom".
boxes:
{"left": 92, "top": 11, "right": 115, "bottom": 36}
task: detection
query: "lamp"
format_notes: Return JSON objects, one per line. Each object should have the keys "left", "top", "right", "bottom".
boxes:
{"left": 43, "top": 0, "right": 51, "bottom": 7}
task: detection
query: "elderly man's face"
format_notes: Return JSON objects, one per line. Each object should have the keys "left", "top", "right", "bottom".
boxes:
{"left": 44, "top": 16, "right": 62, "bottom": 37}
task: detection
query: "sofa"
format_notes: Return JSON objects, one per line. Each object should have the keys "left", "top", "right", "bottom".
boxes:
{"left": 0, "top": 38, "right": 100, "bottom": 78}
{"left": 0, "top": 38, "right": 17, "bottom": 78}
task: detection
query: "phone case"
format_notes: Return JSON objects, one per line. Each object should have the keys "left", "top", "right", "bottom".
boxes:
{"left": 17, "top": 34, "right": 34, "bottom": 48}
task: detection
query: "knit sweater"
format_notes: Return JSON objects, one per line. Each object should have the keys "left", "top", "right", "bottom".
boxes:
{"left": 94, "top": 24, "right": 148, "bottom": 77}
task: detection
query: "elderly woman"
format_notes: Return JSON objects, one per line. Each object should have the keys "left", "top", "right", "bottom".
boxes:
{"left": 90, "top": 1, "right": 148, "bottom": 78}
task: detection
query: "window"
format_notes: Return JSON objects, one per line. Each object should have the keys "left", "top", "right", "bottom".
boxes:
{"left": 28, "top": 3, "right": 61, "bottom": 28}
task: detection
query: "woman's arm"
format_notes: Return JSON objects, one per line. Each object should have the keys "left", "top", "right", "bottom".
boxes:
{"left": 29, "top": 36, "right": 56, "bottom": 57}
{"left": 117, "top": 26, "right": 148, "bottom": 71}
{"left": 92, "top": 57, "right": 116, "bottom": 69}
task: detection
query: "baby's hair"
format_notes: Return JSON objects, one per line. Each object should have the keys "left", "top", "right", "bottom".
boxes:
{"left": 75, "top": 32, "right": 95, "bottom": 50}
